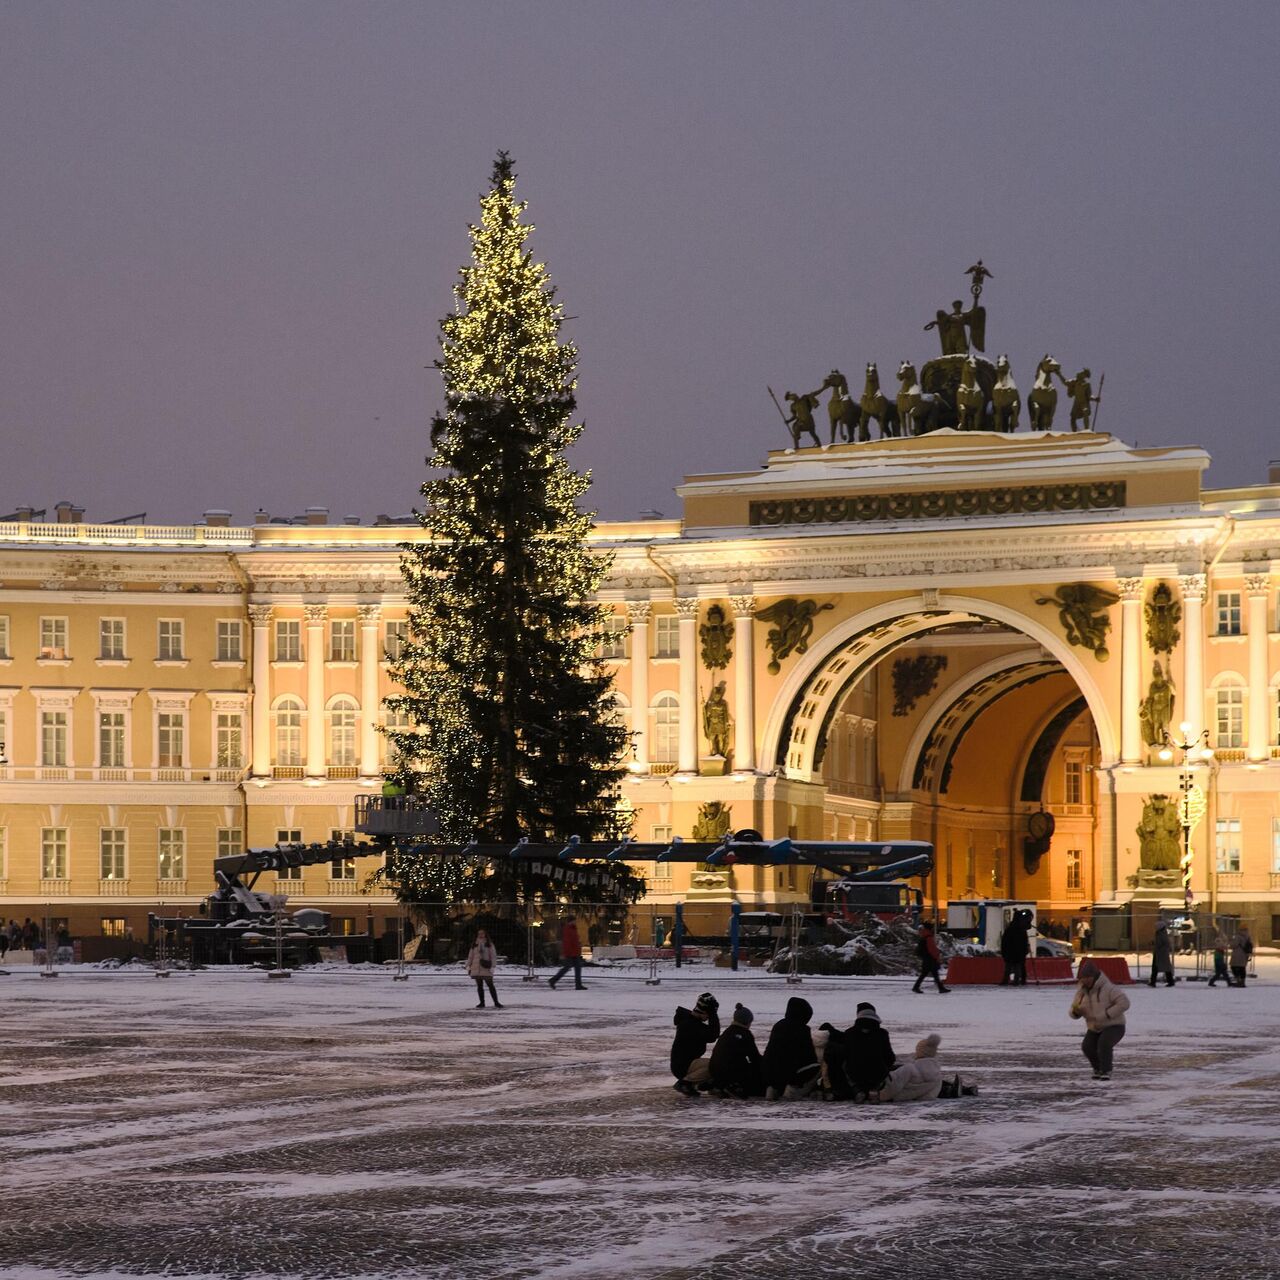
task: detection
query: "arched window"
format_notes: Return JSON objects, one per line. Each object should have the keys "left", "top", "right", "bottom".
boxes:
{"left": 382, "top": 708, "right": 412, "bottom": 766}
{"left": 652, "top": 694, "right": 679, "bottom": 764}
{"left": 329, "top": 697, "right": 358, "bottom": 767}
{"left": 273, "top": 698, "right": 303, "bottom": 766}
{"left": 1214, "top": 679, "right": 1244, "bottom": 749}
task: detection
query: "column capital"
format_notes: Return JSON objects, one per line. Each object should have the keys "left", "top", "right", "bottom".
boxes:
{"left": 357, "top": 603, "right": 383, "bottom": 623}
{"left": 730, "top": 594, "right": 757, "bottom": 618}
{"left": 673, "top": 596, "right": 700, "bottom": 619}
{"left": 1179, "top": 573, "right": 1207, "bottom": 603}
{"left": 1117, "top": 577, "right": 1144, "bottom": 602}
{"left": 248, "top": 604, "right": 274, "bottom": 626}
{"left": 304, "top": 604, "right": 328, "bottom": 623}
{"left": 1246, "top": 572, "right": 1271, "bottom": 598}
{"left": 626, "top": 600, "right": 652, "bottom": 623}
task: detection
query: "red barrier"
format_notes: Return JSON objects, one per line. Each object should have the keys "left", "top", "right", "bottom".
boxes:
{"left": 944, "top": 956, "right": 1076, "bottom": 985}
{"left": 1082, "top": 955, "right": 1133, "bottom": 985}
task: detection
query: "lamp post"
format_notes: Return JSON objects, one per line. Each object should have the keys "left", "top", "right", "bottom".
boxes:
{"left": 1158, "top": 721, "right": 1212, "bottom": 910}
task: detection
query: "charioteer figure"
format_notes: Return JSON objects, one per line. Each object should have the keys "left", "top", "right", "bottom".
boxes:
{"left": 1064, "top": 368, "right": 1102, "bottom": 432}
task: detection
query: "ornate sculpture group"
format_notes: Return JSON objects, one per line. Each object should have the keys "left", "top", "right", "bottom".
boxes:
{"left": 772, "top": 264, "right": 1103, "bottom": 446}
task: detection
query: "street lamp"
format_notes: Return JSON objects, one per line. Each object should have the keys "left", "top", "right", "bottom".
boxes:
{"left": 1157, "top": 720, "right": 1213, "bottom": 909}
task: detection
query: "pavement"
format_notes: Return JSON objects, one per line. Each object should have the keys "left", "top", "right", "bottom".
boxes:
{"left": 2, "top": 960, "right": 1279, "bottom": 1279}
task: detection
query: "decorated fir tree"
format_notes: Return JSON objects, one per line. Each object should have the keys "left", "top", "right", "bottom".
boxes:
{"left": 384, "top": 153, "right": 638, "bottom": 906}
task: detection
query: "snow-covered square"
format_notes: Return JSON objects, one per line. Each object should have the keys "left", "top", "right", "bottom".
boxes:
{"left": 2, "top": 960, "right": 1279, "bottom": 1279}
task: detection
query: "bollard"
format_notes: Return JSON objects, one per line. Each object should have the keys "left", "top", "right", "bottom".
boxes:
{"left": 522, "top": 907, "right": 541, "bottom": 982}
{"left": 673, "top": 902, "right": 684, "bottom": 969}
{"left": 730, "top": 901, "right": 741, "bottom": 972}
{"left": 393, "top": 912, "right": 409, "bottom": 981}
{"left": 786, "top": 907, "right": 803, "bottom": 985}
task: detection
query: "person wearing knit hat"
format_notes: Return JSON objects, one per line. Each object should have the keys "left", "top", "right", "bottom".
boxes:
{"left": 670, "top": 992, "right": 720, "bottom": 1096}
{"left": 709, "top": 1003, "right": 764, "bottom": 1098}
{"left": 1070, "top": 959, "right": 1130, "bottom": 1080}
{"left": 822, "top": 1002, "right": 897, "bottom": 1101}
{"left": 880, "top": 1032, "right": 944, "bottom": 1102}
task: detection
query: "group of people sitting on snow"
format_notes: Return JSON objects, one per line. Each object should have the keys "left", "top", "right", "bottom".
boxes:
{"left": 670, "top": 992, "right": 974, "bottom": 1102}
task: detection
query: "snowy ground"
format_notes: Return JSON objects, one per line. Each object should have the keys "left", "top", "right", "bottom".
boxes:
{"left": 2, "top": 958, "right": 1280, "bottom": 1280}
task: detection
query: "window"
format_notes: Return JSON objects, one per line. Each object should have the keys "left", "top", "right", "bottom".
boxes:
{"left": 215, "top": 620, "right": 243, "bottom": 662}
{"left": 101, "top": 917, "right": 127, "bottom": 938}
{"left": 1216, "top": 591, "right": 1242, "bottom": 636}
{"left": 652, "top": 694, "right": 680, "bottom": 763}
{"left": 1066, "top": 848, "right": 1083, "bottom": 890}
{"left": 157, "top": 712, "right": 185, "bottom": 768}
{"left": 333, "top": 917, "right": 357, "bottom": 937}
{"left": 965, "top": 844, "right": 976, "bottom": 892}
{"left": 99, "top": 619, "right": 126, "bottom": 659}
{"left": 599, "top": 615, "right": 628, "bottom": 660}
{"left": 1064, "top": 759, "right": 1085, "bottom": 806}
{"left": 653, "top": 616, "right": 679, "bottom": 659}
{"left": 275, "top": 619, "right": 301, "bottom": 662}
{"left": 0, "top": 615, "right": 8, "bottom": 658}
{"left": 158, "top": 829, "right": 186, "bottom": 880}
{"left": 217, "top": 828, "right": 242, "bottom": 858}
{"left": 39, "top": 616, "right": 68, "bottom": 658}
{"left": 0, "top": 827, "right": 5, "bottom": 877}
{"left": 384, "top": 620, "right": 407, "bottom": 662}
{"left": 100, "top": 829, "right": 126, "bottom": 880}
{"left": 383, "top": 708, "right": 411, "bottom": 766}
{"left": 1273, "top": 818, "right": 1280, "bottom": 874}
{"left": 274, "top": 699, "right": 303, "bottom": 765}
{"left": 41, "top": 827, "right": 68, "bottom": 879}
{"left": 330, "top": 620, "right": 356, "bottom": 662}
{"left": 215, "top": 713, "right": 243, "bottom": 769}
{"left": 99, "top": 712, "right": 126, "bottom": 768}
{"left": 1216, "top": 817, "right": 1242, "bottom": 873}
{"left": 1216, "top": 686, "right": 1244, "bottom": 748}
{"left": 41, "top": 711, "right": 68, "bottom": 766}
{"left": 276, "top": 828, "right": 303, "bottom": 879}
{"left": 650, "top": 826, "right": 673, "bottom": 881}
{"left": 331, "top": 835, "right": 357, "bottom": 881}
{"left": 0, "top": 707, "right": 8, "bottom": 764}
{"left": 329, "top": 699, "right": 357, "bottom": 766}
{"left": 945, "top": 842, "right": 953, "bottom": 893}
{"left": 157, "top": 619, "right": 184, "bottom": 661}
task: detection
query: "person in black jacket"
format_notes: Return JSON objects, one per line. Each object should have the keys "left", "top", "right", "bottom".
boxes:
{"left": 824, "top": 1001, "right": 897, "bottom": 1100}
{"left": 762, "top": 995, "right": 820, "bottom": 1100}
{"left": 999, "top": 911, "right": 1031, "bottom": 986}
{"left": 912, "top": 921, "right": 951, "bottom": 994}
{"left": 670, "top": 992, "right": 720, "bottom": 1096}
{"left": 709, "top": 1003, "right": 764, "bottom": 1098}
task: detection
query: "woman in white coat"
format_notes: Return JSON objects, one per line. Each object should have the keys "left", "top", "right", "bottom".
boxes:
{"left": 467, "top": 929, "right": 503, "bottom": 1008}
{"left": 880, "top": 1033, "right": 944, "bottom": 1102}
{"left": 1069, "top": 959, "right": 1129, "bottom": 1080}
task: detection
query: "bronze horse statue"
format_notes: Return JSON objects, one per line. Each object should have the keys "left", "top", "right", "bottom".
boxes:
{"left": 858, "top": 362, "right": 900, "bottom": 439}
{"left": 820, "top": 369, "right": 860, "bottom": 443}
{"left": 895, "top": 361, "right": 943, "bottom": 436}
{"left": 990, "top": 354, "right": 1020, "bottom": 433}
{"left": 1028, "top": 354, "right": 1062, "bottom": 431}
{"left": 955, "top": 356, "right": 986, "bottom": 431}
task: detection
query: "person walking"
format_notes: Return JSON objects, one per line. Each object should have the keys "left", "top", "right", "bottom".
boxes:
{"left": 466, "top": 928, "right": 502, "bottom": 1008}
{"left": 1230, "top": 923, "right": 1254, "bottom": 988}
{"left": 912, "top": 921, "right": 951, "bottom": 994}
{"left": 1069, "top": 959, "right": 1130, "bottom": 1081}
{"left": 548, "top": 915, "right": 585, "bottom": 990}
{"left": 1148, "top": 919, "right": 1175, "bottom": 987}
{"left": 1207, "top": 931, "right": 1231, "bottom": 987}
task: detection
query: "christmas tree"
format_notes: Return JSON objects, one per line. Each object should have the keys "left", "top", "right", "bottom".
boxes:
{"left": 384, "top": 153, "right": 639, "bottom": 906}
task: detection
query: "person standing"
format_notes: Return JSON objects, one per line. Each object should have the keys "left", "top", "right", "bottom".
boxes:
{"left": 912, "top": 921, "right": 951, "bottom": 994}
{"left": 1069, "top": 959, "right": 1130, "bottom": 1081}
{"left": 670, "top": 992, "right": 720, "bottom": 1096}
{"left": 548, "top": 915, "right": 585, "bottom": 990}
{"left": 1149, "top": 920, "right": 1175, "bottom": 988}
{"left": 1230, "top": 923, "right": 1254, "bottom": 988}
{"left": 999, "top": 912, "right": 1030, "bottom": 987}
{"left": 466, "top": 928, "right": 502, "bottom": 1008}
{"left": 1207, "top": 931, "right": 1231, "bottom": 987}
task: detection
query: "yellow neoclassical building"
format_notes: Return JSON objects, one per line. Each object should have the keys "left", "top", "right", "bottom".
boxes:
{"left": 3, "top": 429, "right": 1280, "bottom": 943}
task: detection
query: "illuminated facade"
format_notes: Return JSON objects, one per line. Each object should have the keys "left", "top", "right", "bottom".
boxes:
{"left": 4, "top": 429, "right": 1280, "bottom": 939}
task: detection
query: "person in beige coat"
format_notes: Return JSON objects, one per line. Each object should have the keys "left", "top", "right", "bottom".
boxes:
{"left": 467, "top": 929, "right": 503, "bottom": 1008}
{"left": 1069, "top": 959, "right": 1129, "bottom": 1080}
{"left": 880, "top": 1033, "right": 944, "bottom": 1102}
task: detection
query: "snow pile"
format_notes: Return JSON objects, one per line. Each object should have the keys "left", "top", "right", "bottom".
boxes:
{"left": 769, "top": 915, "right": 968, "bottom": 976}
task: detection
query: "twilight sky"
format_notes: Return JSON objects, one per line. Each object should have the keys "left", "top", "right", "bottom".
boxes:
{"left": 2, "top": 2, "right": 1278, "bottom": 525}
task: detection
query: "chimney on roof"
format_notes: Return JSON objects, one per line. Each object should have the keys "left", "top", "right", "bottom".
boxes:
{"left": 203, "top": 509, "right": 232, "bottom": 527}
{"left": 15, "top": 506, "right": 33, "bottom": 522}
{"left": 304, "top": 507, "right": 329, "bottom": 526}
{"left": 254, "top": 509, "right": 271, "bottom": 525}
{"left": 1270, "top": 461, "right": 1280, "bottom": 485}
{"left": 373, "top": 513, "right": 392, "bottom": 527}
{"left": 342, "top": 515, "right": 361, "bottom": 525}
{"left": 55, "top": 501, "right": 82, "bottom": 524}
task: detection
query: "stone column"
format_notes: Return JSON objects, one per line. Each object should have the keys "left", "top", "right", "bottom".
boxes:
{"left": 1247, "top": 573, "right": 1271, "bottom": 761}
{"left": 675, "top": 597, "right": 699, "bottom": 773}
{"left": 358, "top": 603, "right": 382, "bottom": 778}
{"left": 627, "top": 601, "right": 651, "bottom": 771}
{"left": 731, "top": 595, "right": 756, "bottom": 773}
{"left": 1118, "top": 577, "right": 1144, "bottom": 764}
{"left": 1180, "top": 574, "right": 1206, "bottom": 741}
{"left": 249, "top": 605, "right": 273, "bottom": 777}
{"left": 304, "top": 604, "right": 327, "bottom": 778}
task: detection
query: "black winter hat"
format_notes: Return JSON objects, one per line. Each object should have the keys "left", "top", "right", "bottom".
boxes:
{"left": 855, "top": 1001, "right": 881, "bottom": 1024}
{"left": 732, "top": 1003, "right": 753, "bottom": 1026}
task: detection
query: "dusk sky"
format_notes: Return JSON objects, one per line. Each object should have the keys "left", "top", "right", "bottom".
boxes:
{"left": 2, "top": 3, "right": 1277, "bottom": 525}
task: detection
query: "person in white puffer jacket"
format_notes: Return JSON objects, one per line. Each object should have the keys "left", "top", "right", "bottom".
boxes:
{"left": 880, "top": 1033, "right": 944, "bottom": 1102}
{"left": 1069, "top": 959, "right": 1130, "bottom": 1081}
